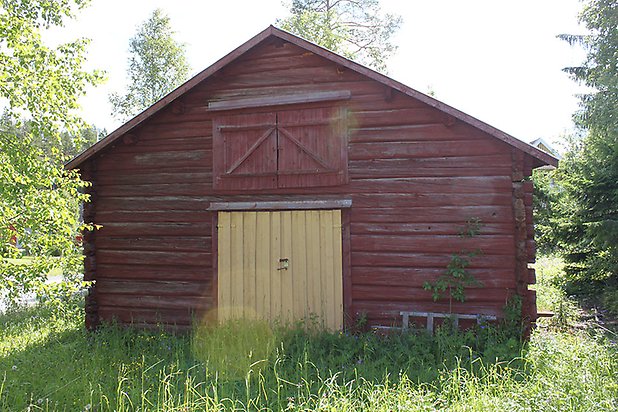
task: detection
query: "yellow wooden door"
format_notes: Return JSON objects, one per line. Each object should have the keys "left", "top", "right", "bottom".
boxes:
{"left": 217, "top": 210, "right": 343, "bottom": 330}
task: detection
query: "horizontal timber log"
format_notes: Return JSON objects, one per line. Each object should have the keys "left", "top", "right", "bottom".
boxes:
{"left": 97, "top": 196, "right": 212, "bottom": 212}
{"left": 350, "top": 234, "right": 515, "bottom": 254}
{"left": 96, "top": 236, "right": 210, "bottom": 252}
{"left": 206, "top": 65, "right": 362, "bottom": 89}
{"left": 220, "top": 52, "right": 333, "bottom": 76}
{"left": 97, "top": 172, "right": 213, "bottom": 186}
{"left": 97, "top": 264, "right": 211, "bottom": 280}
{"left": 351, "top": 193, "right": 512, "bottom": 208}
{"left": 353, "top": 108, "right": 446, "bottom": 127}
{"left": 111, "top": 139, "right": 211, "bottom": 154}
{"left": 348, "top": 123, "right": 484, "bottom": 143}
{"left": 98, "top": 184, "right": 511, "bottom": 200}
{"left": 96, "top": 210, "right": 212, "bottom": 223}
{"left": 200, "top": 81, "right": 386, "bottom": 105}
{"left": 349, "top": 154, "right": 511, "bottom": 170}
{"left": 97, "top": 222, "right": 211, "bottom": 237}
{"left": 97, "top": 294, "right": 213, "bottom": 311}
{"left": 349, "top": 140, "right": 506, "bottom": 160}
{"left": 96, "top": 279, "right": 211, "bottom": 296}
{"left": 352, "top": 252, "right": 515, "bottom": 269}
{"left": 352, "top": 266, "right": 516, "bottom": 288}
{"left": 133, "top": 135, "right": 211, "bottom": 149}
{"left": 97, "top": 250, "right": 211, "bottom": 266}
{"left": 95, "top": 199, "right": 513, "bottom": 218}
{"left": 96, "top": 150, "right": 211, "bottom": 171}
{"left": 350, "top": 222, "right": 515, "bottom": 236}
{"left": 98, "top": 307, "right": 194, "bottom": 326}
{"left": 138, "top": 120, "right": 212, "bottom": 137}
{"left": 351, "top": 301, "right": 506, "bottom": 319}
{"left": 97, "top": 183, "right": 214, "bottom": 197}
{"left": 351, "top": 206, "right": 513, "bottom": 223}
{"left": 349, "top": 166, "right": 512, "bottom": 179}
{"left": 352, "top": 285, "right": 511, "bottom": 303}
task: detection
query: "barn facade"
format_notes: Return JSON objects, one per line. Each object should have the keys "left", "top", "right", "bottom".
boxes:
{"left": 67, "top": 26, "right": 558, "bottom": 332}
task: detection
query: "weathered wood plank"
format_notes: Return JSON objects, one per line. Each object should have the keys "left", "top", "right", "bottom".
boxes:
{"left": 351, "top": 206, "right": 513, "bottom": 223}
{"left": 349, "top": 140, "right": 506, "bottom": 160}
{"left": 352, "top": 266, "right": 516, "bottom": 288}
{"left": 350, "top": 154, "right": 512, "bottom": 169}
{"left": 353, "top": 108, "right": 447, "bottom": 127}
{"left": 97, "top": 294, "right": 213, "bottom": 310}
{"left": 353, "top": 285, "right": 510, "bottom": 302}
{"left": 97, "top": 250, "right": 211, "bottom": 266}
{"left": 98, "top": 307, "right": 194, "bottom": 326}
{"left": 96, "top": 279, "right": 211, "bottom": 296}
{"left": 96, "top": 150, "right": 211, "bottom": 171}
{"left": 350, "top": 234, "right": 515, "bottom": 254}
{"left": 209, "top": 199, "right": 352, "bottom": 211}
{"left": 208, "top": 90, "right": 351, "bottom": 111}
{"left": 351, "top": 193, "right": 513, "bottom": 208}
{"left": 97, "top": 172, "right": 212, "bottom": 186}
{"left": 350, "top": 166, "right": 512, "bottom": 179}
{"left": 351, "top": 222, "right": 514, "bottom": 236}
{"left": 96, "top": 236, "right": 210, "bottom": 252}
{"left": 351, "top": 252, "right": 515, "bottom": 269}
{"left": 95, "top": 210, "right": 212, "bottom": 223}
{"left": 351, "top": 301, "right": 505, "bottom": 319}
{"left": 97, "top": 264, "right": 211, "bottom": 280}
{"left": 97, "top": 222, "right": 211, "bottom": 237}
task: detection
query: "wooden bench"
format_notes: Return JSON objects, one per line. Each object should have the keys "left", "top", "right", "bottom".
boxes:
{"left": 400, "top": 311, "right": 497, "bottom": 334}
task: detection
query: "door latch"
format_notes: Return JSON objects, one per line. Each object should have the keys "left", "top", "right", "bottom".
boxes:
{"left": 277, "top": 258, "right": 289, "bottom": 270}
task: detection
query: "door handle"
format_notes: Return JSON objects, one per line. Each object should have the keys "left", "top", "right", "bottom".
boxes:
{"left": 277, "top": 258, "right": 289, "bottom": 270}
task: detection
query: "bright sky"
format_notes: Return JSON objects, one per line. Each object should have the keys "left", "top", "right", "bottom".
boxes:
{"left": 50, "top": 0, "right": 588, "bottom": 148}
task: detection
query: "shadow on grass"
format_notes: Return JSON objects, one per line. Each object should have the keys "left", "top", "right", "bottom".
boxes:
{"left": 0, "top": 305, "right": 529, "bottom": 410}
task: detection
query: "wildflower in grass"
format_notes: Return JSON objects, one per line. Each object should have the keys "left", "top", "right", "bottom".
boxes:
{"left": 11, "top": 365, "right": 17, "bottom": 371}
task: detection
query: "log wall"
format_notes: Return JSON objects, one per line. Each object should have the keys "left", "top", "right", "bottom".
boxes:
{"left": 81, "top": 38, "right": 537, "bottom": 330}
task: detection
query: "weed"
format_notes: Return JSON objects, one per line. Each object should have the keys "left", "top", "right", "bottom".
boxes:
{"left": 0, "top": 296, "right": 616, "bottom": 411}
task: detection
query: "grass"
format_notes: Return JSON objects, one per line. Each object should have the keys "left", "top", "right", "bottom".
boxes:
{"left": 0, "top": 258, "right": 617, "bottom": 411}
{"left": 533, "top": 255, "right": 581, "bottom": 326}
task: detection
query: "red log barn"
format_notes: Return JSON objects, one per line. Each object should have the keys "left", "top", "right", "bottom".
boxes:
{"left": 67, "top": 26, "right": 558, "bottom": 332}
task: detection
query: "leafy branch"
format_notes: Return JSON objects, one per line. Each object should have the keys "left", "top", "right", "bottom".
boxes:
{"left": 423, "top": 218, "right": 485, "bottom": 312}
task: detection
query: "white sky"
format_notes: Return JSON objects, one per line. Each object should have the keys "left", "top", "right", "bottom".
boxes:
{"left": 49, "top": 0, "right": 588, "bottom": 148}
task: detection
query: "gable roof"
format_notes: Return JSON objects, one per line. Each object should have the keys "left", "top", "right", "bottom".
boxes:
{"left": 66, "top": 25, "right": 558, "bottom": 170}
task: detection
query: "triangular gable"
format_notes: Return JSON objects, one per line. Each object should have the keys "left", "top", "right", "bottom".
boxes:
{"left": 530, "top": 137, "right": 562, "bottom": 160}
{"left": 66, "top": 25, "right": 558, "bottom": 170}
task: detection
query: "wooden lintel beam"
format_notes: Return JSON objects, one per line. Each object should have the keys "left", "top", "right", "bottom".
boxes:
{"left": 208, "top": 199, "right": 352, "bottom": 211}
{"left": 207, "top": 90, "right": 351, "bottom": 112}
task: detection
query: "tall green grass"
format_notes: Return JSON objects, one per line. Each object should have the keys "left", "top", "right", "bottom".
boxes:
{"left": 533, "top": 255, "right": 581, "bottom": 327}
{"left": 1, "top": 297, "right": 616, "bottom": 411}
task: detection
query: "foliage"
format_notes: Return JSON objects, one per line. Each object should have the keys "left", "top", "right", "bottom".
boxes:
{"left": 533, "top": 255, "right": 580, "bottom": 327}
{"left": 277, "top": 0, "right": 402, "bottom": 72}
{"left": 424, "top": 219, "right": 484, "bottom": 309}
{"left": 0, "top": 0, "right": 102, "bottom": 306}
{"left": 1, "top": 302, "right": 617, "bottom": 410}
{"left": 423, "top": 253, "right": 483, "bottom": 307}
{"left": 109, "top": 8, "right": 190, "bottom": 122}
{"left": 1, "top": 113, "right": 103, "bottom": 160}
{"left": 554, "top": 0, "right": 618, "bottom": 288}
{"left": 532, "top": 168, "right": 563, "bottom": 254}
